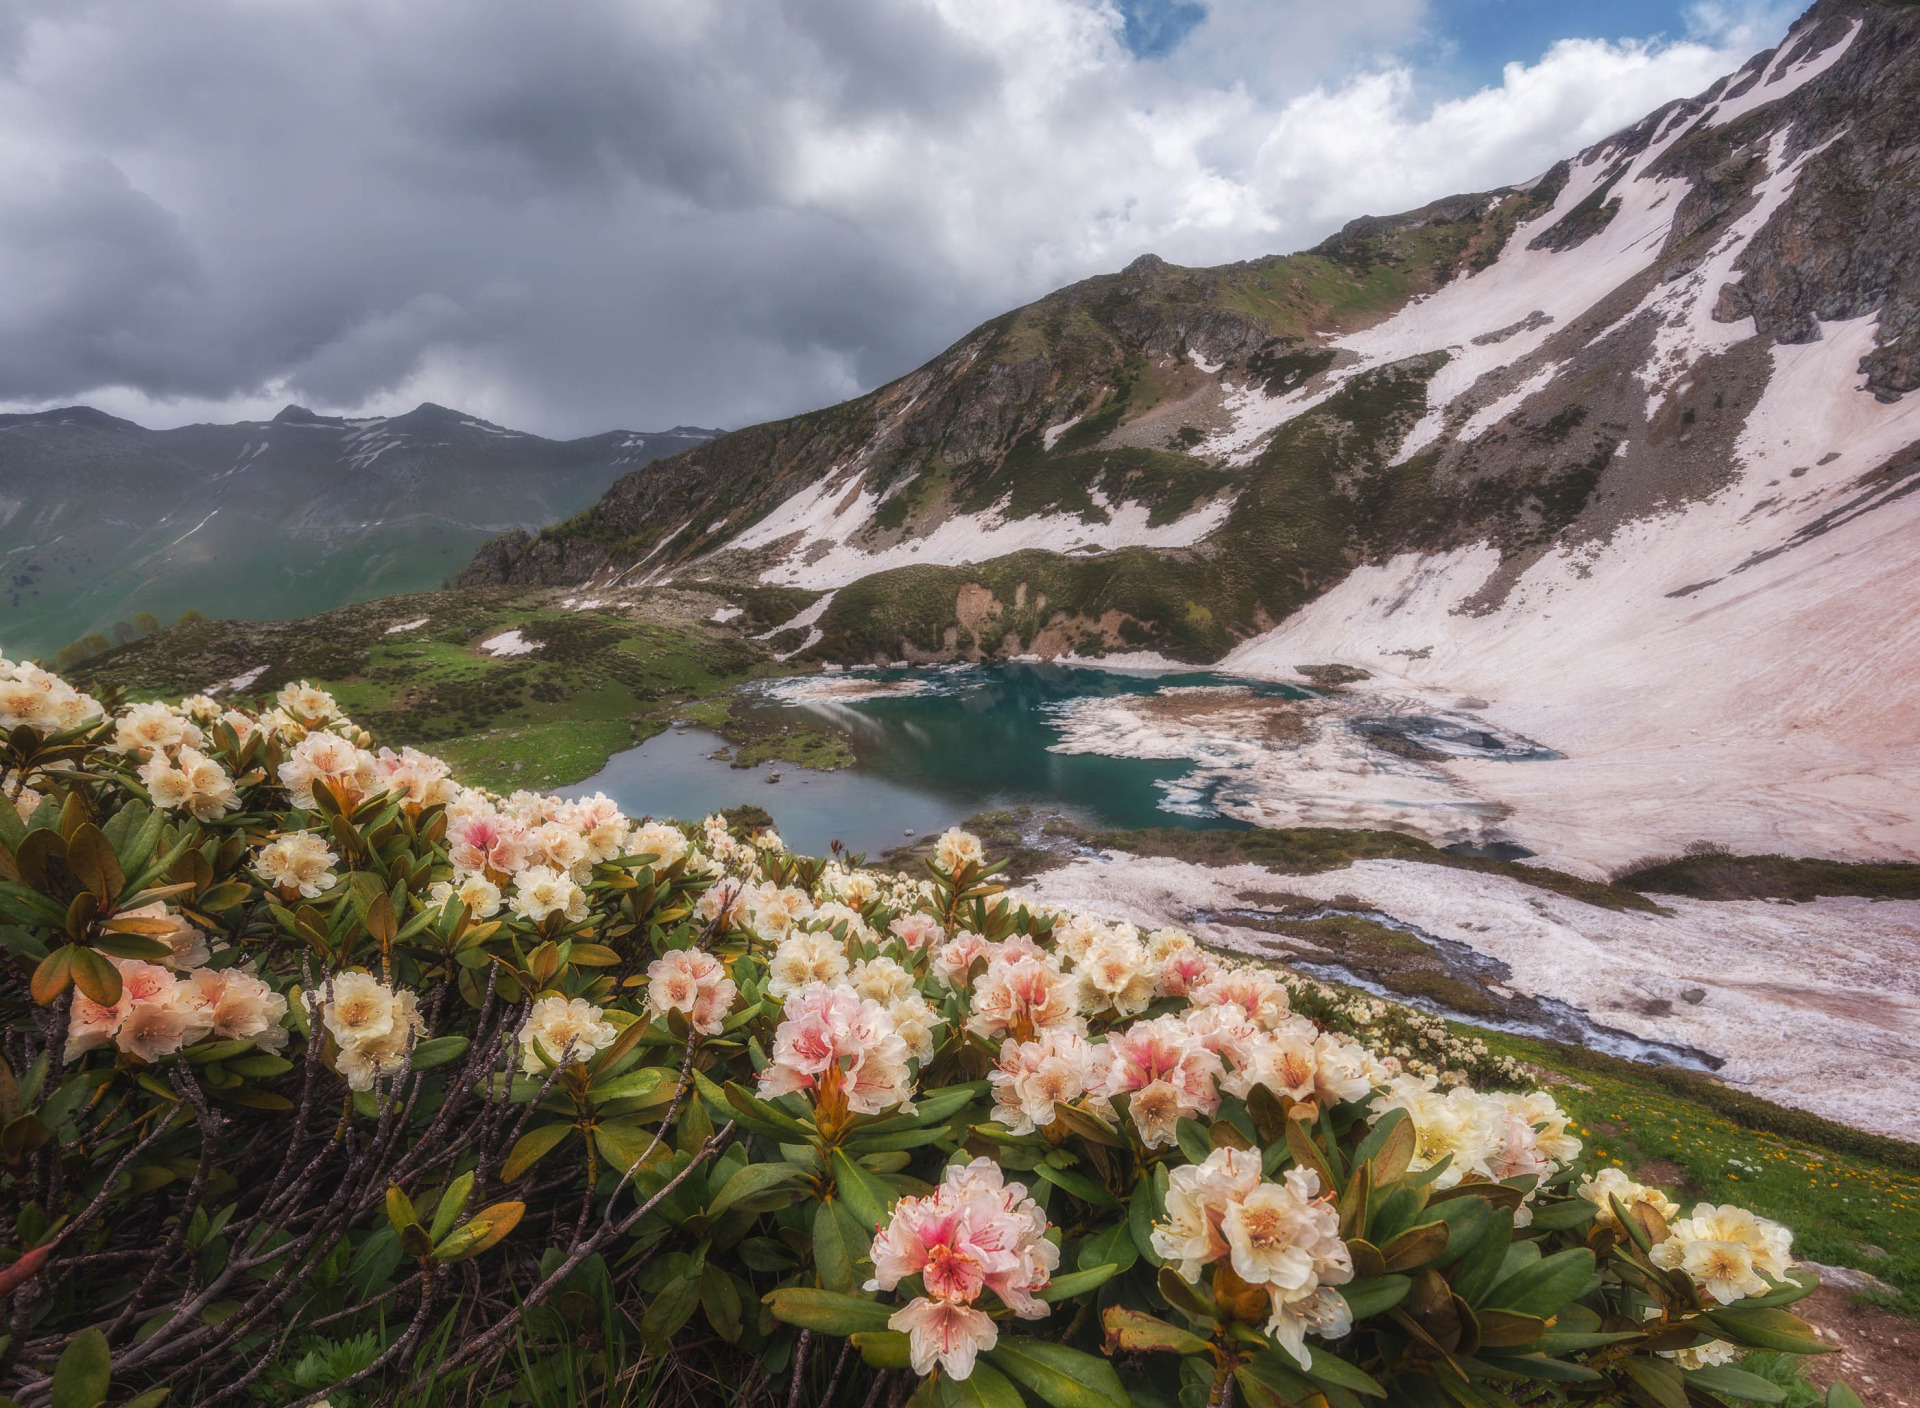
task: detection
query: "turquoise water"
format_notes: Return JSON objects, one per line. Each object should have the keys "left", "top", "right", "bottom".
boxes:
{"left": 569, "top": 663, "right": 1302, "bottom": 858}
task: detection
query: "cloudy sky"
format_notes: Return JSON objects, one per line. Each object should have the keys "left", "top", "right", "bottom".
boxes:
{"left": 0, "top": 0, "right": 1795, "bottom": 438}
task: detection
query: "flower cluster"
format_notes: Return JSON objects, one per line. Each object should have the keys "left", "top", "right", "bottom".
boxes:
{"left": 867, "top": 1158, "right": 1058, "bottom": 1377}
{"left": 68, "top": 953, "right": 287, "bottom": 1062}
{"left": 759, "top": 983, "right": 916, "bottom": 1114}
{"left": 318, "top": 972, "right": 425, "bottom": 1090}
{"left": 1372, "top": 1074, "right": 1581, "bottom": 1205}
{"left": 1153, "top": 1147, "right": 1354, "bottom": 1368}
{"left": 518, "top": 995, "right": 619, "bottom": 1074}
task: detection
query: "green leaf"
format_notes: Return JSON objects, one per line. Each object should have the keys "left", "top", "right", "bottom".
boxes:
{"left": 708, "top": 1161, "right": 812, "bottom": 1219}
{"left": 1379, "top": 1220, "right": 1451, "bottom": 1273}
{"left": 1828, "top": 1384, "right": 1867, "bottom": 1408}
{"left": 1525, "top": 1199, "right": 1597, "bottom": 1231}
{"left": 1176, "top": 1118, "right": 1212, "bottom": 1166}
{"left": 430, "top": 1172, "right": 475, "bottom": 1244}
{"left": 942, "top": 1361, "right": 1027, "bottom": 1408}
{"left": 700, "top": 1263, "right": 744, "bottom": 1342}
{"left": 409, "top": 1036, "right": 469, "bottom": 1071}
{"left": 1339, "top": 1275, "right": 1410, "bottom": 1320}
{"left": 853, "top": 1331, "right": 914, "bottom": 1369}
{"left": 49, "top": 1327, "right": 111, "bottom": 1408}
{"left": 1684, "top": 1365, "right": 1789, "bottom": 1404}
{"left": 502, "top": 1123, "right": 575, "bottom": 1183}
{"left": 1101, "top": 1306, "right": 1209, "bottom": 1356}
{"left": 1620, "top": 1356, "right": 1690, "bottom": 1408}
{"left": 1451, "top": 1207, "right": 1513, "bottom": 1307}
{"left": 765, "top": 1288, "right": 894, "bottom": 1336}
{"left": 1483, "top": 1247, "right": 1595, "bottom": 1319}
{"left": 988, "top": 1337, "right": 1132, "bottom": 1408}
{"left": 1041, "top": 1264, "right": 1119, "bottom": 1303}
{"left": 1703, "top": 1306, "right": 1832, "bottom": 1356}
{"left": 1078, "top": 1220, "right": 1139, "bottom": 1276}
{"left": 1305, "top": 1349, "right": 1385, "bottom": 1399}
{"left": 65, "top": 825, "right": 123, "bottom": 906}
{"left": 1034, "top": 1161, "right": 1121, "bottom": 1209}
{"left": 641, "top": 1270, "right": 702, "bottom": 1351}
{"left": 1129, "top": 1165, "right": 1166, "bottom": 1267}
{"left": 813, "top": 1196, "right": 867, "bottom": 1293}
{"left": 1477, "top": 1354, "right": 1602, "bottom": 1384}
{"left": 832, "top": 1148, "right": 900, "bottom": 1230}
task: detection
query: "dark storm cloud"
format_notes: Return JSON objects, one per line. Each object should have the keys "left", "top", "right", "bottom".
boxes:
{"left": 0, "top": 0, "right": 1782, "bottom": 436}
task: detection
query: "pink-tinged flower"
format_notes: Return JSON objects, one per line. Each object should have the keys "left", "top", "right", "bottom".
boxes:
{"left": 990, "top": 1029, "right": 1098, "bottom": 1135}
{"left": 931, "top": 932, "right": 993, "bottom": 987}
{"left": 1192, "top": 968, "right": 1292, "bottom": 1030}
{"left": 1093, "top": 1014, "right": 1222, "bottom": 1147}
{"left": 114, "top": 959, "right": 178, "bottom": 1007}
{"left": 1152, "top": 1146, "right": 1263, "bottom": 1279}
{"left": 888, "top": 912, "right": 943, "bottom": 952}
{"left": 278, "top": 730, "right": 377, "bottom": 810}
{"left": 446, "top": 812, "right": 529, "bottom": 880}
{"left": 887, "top": 1298, "right": 998, "bottom": 1379}
{"left": 373, "top": 746, "right": 456, "bottom": 812}
{"left": 64, "top": 989, "right": 132, "bottom": 1061}
{"left": 180, "top": 968, "right": 289, "bottom": 1049}
{"left": 758, "top": 983, "right": 913, "bottom": 1115}
{"left": 868, "top": 1158, "right": 1057, "bottom": 1378}
{"left": 967, "top": 954, "right": 1081, "bottom": 1043}
{"left": 645, "top": 947, "right": 737, "bottom": 1036}
{"left": 1157, "top": 946, "right": 1220, "bottom": 998}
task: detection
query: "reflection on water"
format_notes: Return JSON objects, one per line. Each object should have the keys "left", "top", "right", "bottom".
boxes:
{"left": 569, "top": 663, "right": 1297, "bottom": 858}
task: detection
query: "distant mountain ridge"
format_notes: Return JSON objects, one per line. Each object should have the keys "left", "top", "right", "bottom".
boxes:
{"left": 0, "top": 402, "right": 717, "bottom": 656}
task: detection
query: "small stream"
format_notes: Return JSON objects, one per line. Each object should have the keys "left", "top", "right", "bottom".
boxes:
{"left": 1194, "top": 902, "right": 1724, "bottom": 1072}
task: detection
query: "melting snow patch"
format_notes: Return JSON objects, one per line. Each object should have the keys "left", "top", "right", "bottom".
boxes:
{"left": 711, "top": 606, "right": 744, "bottom": 623}
{"left": 756, "top": 591, "right": 836, "bottom": 641}
{"left": 218, "top": 666, "right": 267, "bottom": 696}
{"left": 1705, "top": 19, "right": 1859, "bottom": 129}
{"left": 385, "top": 617, "right": 430, "bottom": 634}
{"left": 480, "top": 630, "right": 541, "bottom": 657}
{"left": 1041, "top": 416, "right": 1083, "bottom": 451}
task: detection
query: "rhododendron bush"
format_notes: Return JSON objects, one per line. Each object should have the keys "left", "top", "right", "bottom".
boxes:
{"left": 0, "top": 657, "right": 1858, "bottom": 1408}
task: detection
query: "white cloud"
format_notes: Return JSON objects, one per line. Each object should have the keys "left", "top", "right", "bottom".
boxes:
{"left": 0, "top": 0, "right": 1791, "bottom": 436}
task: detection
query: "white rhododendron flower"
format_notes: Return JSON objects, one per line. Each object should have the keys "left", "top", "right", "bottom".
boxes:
{"left": 110, "top": 701, "right": 205, "bottom": 759}
{"left": 276, "top": 680, "right": 341, "bottom": 723}
{"left": 990, "top": 1029, "right": 1099, "bottom": 1134}
{"left": 1578, "top": 1167, "right": 1682, "bottom": 1230}
{"left": 140, "top": 745, "right": 239, "bottom": 820}
{"left": 968, "top": 953, "right": 1081, "bottom": 1042}
{"left": 253, "top": 831, "right": 340, "bottom": 898}
{"left": 749, "top": 883, "right": 813, "bottom": 937}
{"left": 510, "top": 865, "right": 588, "bottom": 924}
{"left": 933, "top": 827, "right": 984, "bottom": 874}
{"left": 1154, "top": 1148, "right": 1352, "bottom": 1369}
{"left": 1650, "top": 1204, "right": 1793, "bottom": 1304}
{"left": 1369, "top": 1074, "right": 1497, "bottom": 1189}
{"left": 631, "top": 821, "right": 689, "bottom": 871}
{"left": 888, "top": 912, "right": 942, "bottom": 951}
{"left": 373, "top": 746, "right": 457, "bottom": 811}
{"left": 645, "top": 948, "right": 737, "bottom": 1035}
{"left": 519, "top": 996, "right": 618, "bottom": 1073}
{"left": 319, "top": 973, "right": 425, "bottom": 1090}
{"left": 868, "top": 1158, "right": 1057, "bottom": 1378}
{"left": 428, "top": 873, "right": 504, "bottom": 919}
{"left": 278, "top": 731, "right": 377, "bottom": 809}
{"left": 767, "top": 930, "right": 850, "bottom": 999}
{"left": 1076, "top": 928, "right": 1159, "bottom": 1019}
{"left": 447, "top": 811, "right": 530, "bottom": 881}
{"left": 0, "top": 658, "right": 103, "bottom": 733}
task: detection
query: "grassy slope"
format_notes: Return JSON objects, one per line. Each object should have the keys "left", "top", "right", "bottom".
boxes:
{"left": 73, "top": 588, "right": 771, "bottom": 792}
